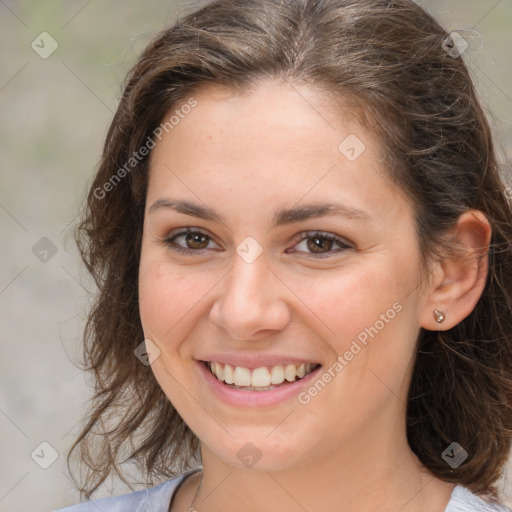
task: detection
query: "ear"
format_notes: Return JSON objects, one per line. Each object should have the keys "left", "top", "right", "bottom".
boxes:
{"left": 419, "top": 210, "right": 491, "bottom": 331}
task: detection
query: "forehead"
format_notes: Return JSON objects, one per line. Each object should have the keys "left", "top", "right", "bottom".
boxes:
{"left": 156, "top": 81, "right": 360, "bottom": 156}
{"left": 147, "top": 81, "right": 411, "bottom": 226}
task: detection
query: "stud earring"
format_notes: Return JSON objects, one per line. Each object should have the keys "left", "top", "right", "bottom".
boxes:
{"left": 433, "top": 309, "right": 446, "bottom": 324}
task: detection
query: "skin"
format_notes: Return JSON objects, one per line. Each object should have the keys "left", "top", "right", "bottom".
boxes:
{"left": 138, "top": 80, "right": 491, "bottom": 512}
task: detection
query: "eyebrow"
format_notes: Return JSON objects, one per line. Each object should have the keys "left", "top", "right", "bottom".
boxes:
{"left": 148, "top": 198, "right": 370, "bottom": 228}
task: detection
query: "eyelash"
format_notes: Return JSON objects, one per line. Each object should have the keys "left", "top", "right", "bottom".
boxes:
{"left": 162, "top": 228, "right": 352, "bottom": 259}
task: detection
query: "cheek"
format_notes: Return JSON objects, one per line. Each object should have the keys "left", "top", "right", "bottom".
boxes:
{"left": 344, "top": 270, "right": 419, "bottom": 397}
{"left": 139, "top": 259, "right": 195, "bottom": 339}
{"left": 138, "top": 250, "right": 225, "bottom": 356}
{"left": 290, "top": 263, "right": 406, "bottom": 344}
{"left": 292, "top": 259, "right": 419, "bottom": 389}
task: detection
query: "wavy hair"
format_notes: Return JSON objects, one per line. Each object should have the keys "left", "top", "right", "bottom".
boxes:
{"left": 69, "top": 0, "right": 512, "bottom": 502}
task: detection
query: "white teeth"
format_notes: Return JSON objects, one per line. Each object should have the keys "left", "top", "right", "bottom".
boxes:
{"left": 214, "top": 362, "right": 224, "bottom": 381}
{"left": 207, "top": 361, "right": 318, "bottom": 388}
{"left": 284, "top": 364, "right": 296, "bottom": 382}
{"left": 251, "top": 367, "right": 271, "bottom": 387}
{"left": 270, "top": 364, "right": 284, "bottom": 384}
{"left": 223, "top": 363, "right": 235, "bottom": 384}
{"left": 233, "top": 366, "right": 252, "bottom": 386}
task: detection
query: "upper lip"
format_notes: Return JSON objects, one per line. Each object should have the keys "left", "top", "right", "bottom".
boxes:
{"left": 197, "top": 353, "right": 321, "bottom": 369}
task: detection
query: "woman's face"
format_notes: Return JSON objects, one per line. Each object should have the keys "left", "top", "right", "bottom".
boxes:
{"left": 139, "top": 81, "right": 429, "bottom": 471}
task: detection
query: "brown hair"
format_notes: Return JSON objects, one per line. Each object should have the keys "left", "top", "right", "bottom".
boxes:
{"left": 70, "top": 0, "right": 512, "bottom": 502}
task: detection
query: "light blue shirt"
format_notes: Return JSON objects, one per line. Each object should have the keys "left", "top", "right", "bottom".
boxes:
{"left": 54, "top": 469, "right": 511, "bottom": 512}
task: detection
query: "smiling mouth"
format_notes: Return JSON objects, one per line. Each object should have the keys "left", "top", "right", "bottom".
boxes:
{"left": 203, "top": 361, "right": 321, "bottom": 391}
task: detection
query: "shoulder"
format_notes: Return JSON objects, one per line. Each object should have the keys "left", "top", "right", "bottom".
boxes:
{"left": 446, "top": 486, "right": 512, "bottom": 512}
{"left": 52, "top": 473, "right": 189, "bottom": 512}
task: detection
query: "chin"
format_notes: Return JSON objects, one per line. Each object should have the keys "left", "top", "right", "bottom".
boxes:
{"left": 203, "top": 429, "right": 313, "bottom": 472}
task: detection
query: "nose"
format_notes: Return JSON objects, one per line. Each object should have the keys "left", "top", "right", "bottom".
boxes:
{"left": 209, "top": 250, "right": 291, "bottom": 342}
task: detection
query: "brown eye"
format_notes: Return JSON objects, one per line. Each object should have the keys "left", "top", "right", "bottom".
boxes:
{"left": 184, "top": 232, "right": 210, "bottom": 249}
{"left": 289, "top": 231, "right": 352, "bottom": 258}
{"left": 307, "top": 235, "right": 335, "bottom": 253}
{"left": 163, "top": 228, "right": 218, "bottom": 254}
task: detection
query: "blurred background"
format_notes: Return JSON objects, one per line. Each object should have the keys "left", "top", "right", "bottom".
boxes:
{"left": 0, "top": 1, "right": 511, "bottom": 511}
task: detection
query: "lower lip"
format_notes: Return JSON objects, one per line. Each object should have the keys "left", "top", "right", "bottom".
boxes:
{"left": 197, "top": 360, "right": 322, "bottom": 408}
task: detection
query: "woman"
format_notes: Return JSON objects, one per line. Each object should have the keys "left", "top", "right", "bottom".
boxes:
{"left": 56, "top": 0, "right": 512, "bottom": 510}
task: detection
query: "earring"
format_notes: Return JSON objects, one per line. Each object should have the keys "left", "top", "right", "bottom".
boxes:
{"left": 433, "top": 309, "right": 446, "bottom": 324}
